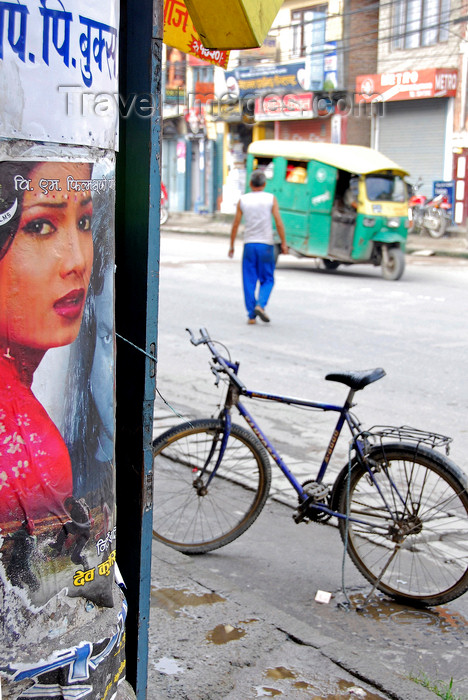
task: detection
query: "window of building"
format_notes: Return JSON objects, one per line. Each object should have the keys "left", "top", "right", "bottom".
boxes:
{"left": 291, "top": 5, "right": 327, "bottom": 59}
{"left": 392, "top": 0, "right": 450, "bottom": 49}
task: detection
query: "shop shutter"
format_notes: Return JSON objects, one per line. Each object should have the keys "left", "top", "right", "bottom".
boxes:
{"left": 279, "top": 118, "right": 332, "bottom": 142}
{"left": 377, "top": 98, "right": 447, "bottom": 196}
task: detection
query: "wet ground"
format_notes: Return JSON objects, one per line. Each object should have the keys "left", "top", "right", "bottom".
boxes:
{"left": 148, "top": 533, "right": 453, "bottom": 700}
{"left": 149, "top": 487, "right": 468, "bottom": 699}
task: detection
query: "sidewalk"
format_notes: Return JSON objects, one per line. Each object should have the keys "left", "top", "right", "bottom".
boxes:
{"left": 148, "top": 540, "right": 432, "bottom": 700}
{"left": 162, "top": 211, "right": 468, "bottom": 259}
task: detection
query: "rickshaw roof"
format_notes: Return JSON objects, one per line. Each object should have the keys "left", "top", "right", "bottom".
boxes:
{"left": 247, "top": 140, "right": 409, "bottom": 176}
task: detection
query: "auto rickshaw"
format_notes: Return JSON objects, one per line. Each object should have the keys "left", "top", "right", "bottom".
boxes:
{"left": 246, "top": 140, "right": 410, "bottom": 280}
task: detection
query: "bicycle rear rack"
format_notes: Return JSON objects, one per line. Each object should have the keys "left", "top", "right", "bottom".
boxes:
{"left": 363, "top": 425, "right": 452, "bottom": 454}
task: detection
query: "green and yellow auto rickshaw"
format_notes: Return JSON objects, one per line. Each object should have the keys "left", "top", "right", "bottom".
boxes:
{"left": 246, "top": 140, "right": 410, "bottom": 280}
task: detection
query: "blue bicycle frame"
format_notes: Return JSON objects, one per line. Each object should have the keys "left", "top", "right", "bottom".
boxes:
{"left": 190, "top": 327, "right": 403, "bottom": 527}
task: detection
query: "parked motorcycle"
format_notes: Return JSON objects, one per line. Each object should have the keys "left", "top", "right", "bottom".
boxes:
{"left": 408, "top": 179, "right": 451, "bottom": 238}
{"left": 160, "top": 182, "right": 169, "bottom": 225}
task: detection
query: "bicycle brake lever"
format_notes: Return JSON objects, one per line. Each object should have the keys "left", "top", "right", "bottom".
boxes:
{"left": 210, "top": 365, "right": 221, "bottom": 386}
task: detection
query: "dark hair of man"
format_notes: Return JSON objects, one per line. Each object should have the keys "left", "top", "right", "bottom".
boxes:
{"left": 250, "top": 170, "right": 266, "bottom": 189}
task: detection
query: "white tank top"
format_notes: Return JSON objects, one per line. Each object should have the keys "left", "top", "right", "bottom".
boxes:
{"left": 239, "top": 191, "right": 275, "bottom": 245}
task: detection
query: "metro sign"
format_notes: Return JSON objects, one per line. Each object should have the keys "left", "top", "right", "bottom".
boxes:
{"left": 355, "top": 68, "right": 458, "bottom": 102}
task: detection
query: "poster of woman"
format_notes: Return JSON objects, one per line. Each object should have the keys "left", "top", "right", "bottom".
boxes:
{"left": 0, "top": 158, "right": 116, "bottom": 611}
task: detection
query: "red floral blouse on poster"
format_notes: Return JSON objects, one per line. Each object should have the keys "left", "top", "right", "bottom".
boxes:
{"left": 0, "top": 354, "right": 72, "bottom": 526}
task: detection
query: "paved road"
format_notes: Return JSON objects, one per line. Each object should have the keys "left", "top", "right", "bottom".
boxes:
{"left": 153, "top": 232, "right": 468, "bottom": 698}
{"left": 155, "top": 232, "right": 468, "bottom": 476}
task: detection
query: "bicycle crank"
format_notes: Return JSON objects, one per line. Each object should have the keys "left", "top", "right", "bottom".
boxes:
{"left": 293, "top": 480, "right": 331, "bottom": 523}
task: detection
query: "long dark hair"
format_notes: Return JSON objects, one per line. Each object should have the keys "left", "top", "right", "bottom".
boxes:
{"left": 62, "top": 182, "right": 115, "bottom": 506}
{"left": 0, "top": 162, "right": 35, "bottom": 261}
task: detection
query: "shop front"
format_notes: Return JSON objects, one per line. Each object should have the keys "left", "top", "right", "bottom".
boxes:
{"left": 356, "top": 68, "right": 458, "bottom": 196}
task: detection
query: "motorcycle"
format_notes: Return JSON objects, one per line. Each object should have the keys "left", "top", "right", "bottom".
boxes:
{"left": 408, "top": 179, "right": 451, "bottom": 239}
{"left": 160, "top": 182, "right": 169, "bottom": 225}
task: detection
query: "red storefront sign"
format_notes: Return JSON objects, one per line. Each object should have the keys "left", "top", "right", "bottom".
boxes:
{"left": 355, "top": 68, "right": 458, "bottom": 102}
{"left": 255, "top": 93, "right": 314, "bottom": 121}
{"left": 163, "top": 0, "right": 230, "bottom": 69}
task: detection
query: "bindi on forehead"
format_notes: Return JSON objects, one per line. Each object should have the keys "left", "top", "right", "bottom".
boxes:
{"left": 24, "top": 191, "right": 92, "bottom": 206}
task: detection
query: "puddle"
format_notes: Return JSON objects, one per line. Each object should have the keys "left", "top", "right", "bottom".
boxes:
{"left": 153, "top": 656, "right": 184, "bottom": 675}
{"left": 261, "top": 668, "right": 386, "bottom": 699}
{"left": 349, "top": 594, "right": 467, "bottom": 633}
{"left": 265, "top": 667, "right": 296, "bottom": 681}
{"left": 151, "top": 586, "right": 225, "bottom": 617}
{"left": 293, "top": 680, "right": 314, "bottom": 690}
{"left": 337, "top": 679, "right": 387, "bottom": 698}
{"left": 254, "top": 687, "right": 283, "bottom": 697}
{"left": 206, "top": 623, "right": 246, "bottom": 645}
{"left": 300, "top": 680, "right": 386, "bottom": 699}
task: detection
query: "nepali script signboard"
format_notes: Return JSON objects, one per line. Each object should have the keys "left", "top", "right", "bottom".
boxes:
{"left": 164, "top": 0, "right": 230, "bottom": 70}
{"left": 0, "top": 0, "right": 119, "bottom": 148}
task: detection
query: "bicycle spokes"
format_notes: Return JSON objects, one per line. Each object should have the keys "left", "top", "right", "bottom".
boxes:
{"left": 338, "top": 445, "right": 468, "bottom": 605}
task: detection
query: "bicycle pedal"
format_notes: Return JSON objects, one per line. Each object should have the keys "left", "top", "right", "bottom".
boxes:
{"left": 292, "top": 508, "right": 308, "bottom": 524}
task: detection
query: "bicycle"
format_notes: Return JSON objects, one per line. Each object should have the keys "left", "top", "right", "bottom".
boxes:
{"left": 152, "top": 328, "right": 468, "bottom": 607}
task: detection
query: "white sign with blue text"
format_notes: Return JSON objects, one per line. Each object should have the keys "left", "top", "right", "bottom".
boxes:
{"left": 0, "top": 0, "right": 119, "bottom": 148}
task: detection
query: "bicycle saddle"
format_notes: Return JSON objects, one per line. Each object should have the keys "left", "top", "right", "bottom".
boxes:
{"left": 325, "top": 368, "right": 386, "bottom": 391}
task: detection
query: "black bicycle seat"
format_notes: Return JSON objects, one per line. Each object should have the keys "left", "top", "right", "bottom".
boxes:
{"left": 325, "top": 368, "right": 386, "bottom": 391}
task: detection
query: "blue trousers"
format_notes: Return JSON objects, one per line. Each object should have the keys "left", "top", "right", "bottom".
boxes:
{"left": 242, "top": 243, "right": 275, "bottom": 320}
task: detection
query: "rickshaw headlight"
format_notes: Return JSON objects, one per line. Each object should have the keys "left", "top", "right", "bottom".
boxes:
{"left": 363, "top": 217, "right": 376, "bottom": 227}
{"left": 386, "top": 217, "right": 400, "bottom": 228}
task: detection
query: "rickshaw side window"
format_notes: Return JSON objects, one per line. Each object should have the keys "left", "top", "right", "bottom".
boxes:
{"left": 286, "top": 160, "right": 308, "bottom": 184}
{"left": 366, "top": 175, "right": 406, "bottom": 202}
{"left": 253, "top": 157, "right": 274, "bottom": 179}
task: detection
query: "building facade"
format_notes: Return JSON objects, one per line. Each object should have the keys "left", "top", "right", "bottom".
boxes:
{"left": 356, "top": 0, "right": 468, "bottom": 224}
{"left": 162, "top": 0, "right": 468, "bottom": 223}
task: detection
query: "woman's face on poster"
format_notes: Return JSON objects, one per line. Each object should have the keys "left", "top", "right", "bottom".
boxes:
{"left": 0, "top": 162, "right": 93, "bottom": 351}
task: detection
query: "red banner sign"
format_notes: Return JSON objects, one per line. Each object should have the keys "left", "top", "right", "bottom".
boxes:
{"left": 356, "top": 68, "right": 458, "bottom": 102}
{"left": 164, "top": 0, "right": 230, "bottom": 69}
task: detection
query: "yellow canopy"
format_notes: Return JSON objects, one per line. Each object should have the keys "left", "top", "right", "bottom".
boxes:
{"left": 248, "top": 140, "right": 409, "bottom": 176}
{"left": 184, "top": 0, "right": 283, "bottom": 49}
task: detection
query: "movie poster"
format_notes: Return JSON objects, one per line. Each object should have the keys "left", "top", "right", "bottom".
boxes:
{"left": 0, "top": 151, "right": 117, "bottom": 615}
{"left": 0, "top": 0, "right": 127, "bottom": 694}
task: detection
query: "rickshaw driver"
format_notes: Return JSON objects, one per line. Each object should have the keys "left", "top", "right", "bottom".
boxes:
{"left": 229, "top": 170, "right": 288, "bottom": 324}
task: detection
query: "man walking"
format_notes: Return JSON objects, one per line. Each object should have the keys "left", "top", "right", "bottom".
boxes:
{"left": 229, "top": 170, "right": 287, "bottom": 324}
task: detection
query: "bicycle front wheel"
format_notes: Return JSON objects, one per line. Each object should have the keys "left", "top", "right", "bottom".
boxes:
{"left": 152, "top": 419, "right": 271, "bottom": 554}
{"left": 337, "top": 443, "right": 468, "bottom": 606}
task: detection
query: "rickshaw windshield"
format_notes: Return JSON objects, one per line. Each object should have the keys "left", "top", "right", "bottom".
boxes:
{"left": 365, "top": 174, "right": 407, "bottom": 202}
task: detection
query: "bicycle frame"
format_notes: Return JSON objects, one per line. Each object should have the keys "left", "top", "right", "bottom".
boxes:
{"left": 219, "top": 385, "right": 365, "bottom": 522}
{"left": 189, "top": 328, "right": 407, "bottom": 527}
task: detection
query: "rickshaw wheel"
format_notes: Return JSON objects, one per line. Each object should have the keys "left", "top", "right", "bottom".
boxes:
{"left": 381, "top": 246, "right": 405, "bottom": 281}
{"left": 322, "top": 259, "right": 340, "bottom": 270}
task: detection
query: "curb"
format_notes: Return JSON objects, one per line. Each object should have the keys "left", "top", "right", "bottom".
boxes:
{"left": 162, "top": 224, "right": 468, "bottom": 260}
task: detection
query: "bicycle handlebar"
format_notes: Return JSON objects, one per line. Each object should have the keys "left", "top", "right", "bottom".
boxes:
{"left": 186, "top": 327, "right": 209, "bottom": 346}
{"left": 185, "top": 328, "right": 246, "bottom": 393}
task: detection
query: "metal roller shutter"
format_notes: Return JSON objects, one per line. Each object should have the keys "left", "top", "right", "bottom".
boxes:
{"left": 377, "top": 98, "right": 447, "bottom": 196}
{"left": 279, "top": 118, "right": 332, "bottom": 141}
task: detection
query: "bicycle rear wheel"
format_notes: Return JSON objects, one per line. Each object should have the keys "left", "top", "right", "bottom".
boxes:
{"left": 336, "top": 443, "right": 468, "bottom": 606}
{"left": 152, "top": 419, "right": 271, "bottom": 554}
